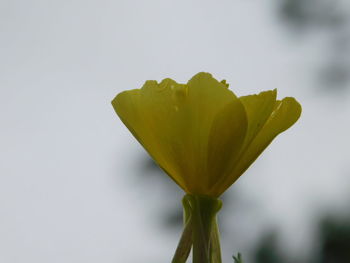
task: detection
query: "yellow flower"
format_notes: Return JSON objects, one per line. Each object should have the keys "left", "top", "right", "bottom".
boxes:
{"left": 112, "top": 72, "right": 301, "bottom": 197}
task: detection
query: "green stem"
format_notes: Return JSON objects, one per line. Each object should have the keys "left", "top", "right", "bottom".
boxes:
{"left": 172, "top": 197, "right": 193, "bottom": 263}
{"left": 210, "top": 217, "right": 222, "bottom": 263}
{"left": 172, "top": 194, "right": 222, "bottom": 263}
{"left": 187, "top": 195, "right": 222, "bottom": 263}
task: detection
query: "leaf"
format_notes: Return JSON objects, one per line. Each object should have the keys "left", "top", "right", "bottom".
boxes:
{"left": 232, "top": 252, "right": 244, "bottom": 263}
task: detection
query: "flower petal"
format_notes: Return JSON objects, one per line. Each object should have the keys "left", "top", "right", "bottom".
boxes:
{"left": 239, "top": 90, "right": 277, "bottom": 148}
{"left": 218, "top": 96, "right": 302, "bottom": 192}
{"left": 209, "top": 90, "right": 277, "bottom": 196}
{"left": 112, "top": 72, "right": 242, "bottom": 194}
{"left": 179, "top": 73, "right": 244, "bottom": 194}
{"left": 112, "top": 79, "right": 190, "bottom": 191}
{"left": 206, "top": 99, "right": 247, "bottom": 192}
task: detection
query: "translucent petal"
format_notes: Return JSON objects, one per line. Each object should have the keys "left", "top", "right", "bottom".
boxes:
{"left": 218, "top": 96, "right": 302, "bottom": 193}
{"left": 182, "top": 73, "right": 246, "bottom": 194}
{"left": 209, "top": 90, "right": 276, "bottom": 196}
{"left": 112, "top": 79, "right": 190, "bottom": 191}
{"left": 112, "top": 72, "right": 245, "bottom": 195}
{"left": 206, "top": 100, "right": 247, "bottom": 191}
{"left": 239, "top": 90, "right": 277, "bottom": 148}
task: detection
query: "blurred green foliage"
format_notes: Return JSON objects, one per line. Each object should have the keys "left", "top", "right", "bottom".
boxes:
{"left": 233, "top": 253, "right": 243, "bottom": 263}
{"left": 316, "top": 216, "right": 350, "bottom": 263}
{"left": 253, "top": 232, "right": 286, "bottom": 263}
{"left": 279, "top": 0, "right": 350, "bottom": 89}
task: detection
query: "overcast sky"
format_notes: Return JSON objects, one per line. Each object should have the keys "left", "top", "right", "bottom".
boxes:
{"left": 1, "top": 0, "right": 350, "bottom": 262}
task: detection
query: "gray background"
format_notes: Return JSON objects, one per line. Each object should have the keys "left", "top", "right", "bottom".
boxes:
{"left": 1, "top": 0, "right": 350, "bottom": 262}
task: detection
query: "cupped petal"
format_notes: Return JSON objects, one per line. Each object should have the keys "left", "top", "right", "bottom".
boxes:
{"left": 208, "top": 90, "right": 277, "bottom": 196}
{"left": 181, "top": 73, "right": 245, "bottom": 194}
{"left": 112, "top": 72, "right": 242, "bottom": 195}
{"left": 206, "top": 99, "right": 247, "bottom": 192}
{"left": 217, "top": 96, "right": 302, "bottom": 193}
{"left": 112, "top": 79, "right": 190, "bottom": 191}
{"left": 237, "top": 97, "right": 302, "bottom": 173}
{"left": 239, "top": 90, "right": 277, "bottom": 147}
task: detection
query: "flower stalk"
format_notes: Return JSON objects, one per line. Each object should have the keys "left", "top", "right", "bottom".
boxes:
{"left": 172, "top": 195, "right": 222, "bottom": 263}
{"left": 172, "top": 197, "right": 193, "bottom": 263}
